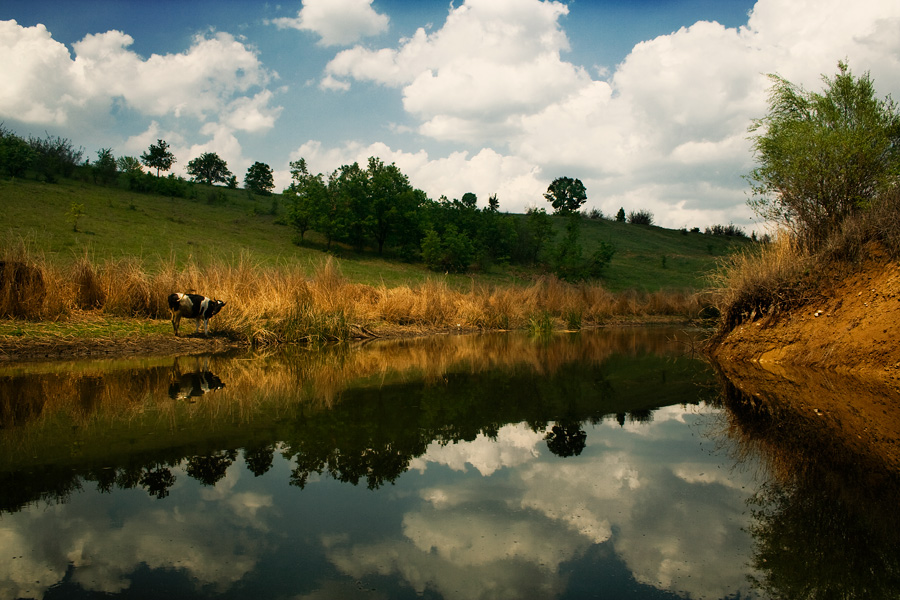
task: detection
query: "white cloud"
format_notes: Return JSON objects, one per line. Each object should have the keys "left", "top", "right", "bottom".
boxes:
{"left": 288, "top": 140, "right": 545, "bottom": 209}
{"left": 0, "top": 22, "right": 278, "bottom": 127}
{"left": 311, "top": 0, "right": 900, "bottom": 228}
{"left": 270, "top": 0, "right": 389, "bottom": 46}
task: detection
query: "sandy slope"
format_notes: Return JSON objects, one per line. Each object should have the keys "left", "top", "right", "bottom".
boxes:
{"left": 711, "top": 259, "right": 900, "bottom": 386}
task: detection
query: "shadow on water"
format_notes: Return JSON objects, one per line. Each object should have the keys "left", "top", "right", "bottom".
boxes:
{"left": 0, "top": 328, "right": 713, "bottom": 514}
{"left": 714, "top": 360, "right": 900, "bottom": 599}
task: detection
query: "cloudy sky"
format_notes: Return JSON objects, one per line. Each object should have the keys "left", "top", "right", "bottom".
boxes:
{"left": 2, "top": 0, "right": 899, "bottom": 230}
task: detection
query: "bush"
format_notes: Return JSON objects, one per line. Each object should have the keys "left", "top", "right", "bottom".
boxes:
{"left": 28, "top": 134, "right": 83, "bottom": 183}
{"left": 705, "top": 223, "right": 747, "bottom": 237}
{"left": 747, "top": 61, "right": 900, "bottom": 251}
{"left": 627, "top": 210, "right": 654, "bottom": 226}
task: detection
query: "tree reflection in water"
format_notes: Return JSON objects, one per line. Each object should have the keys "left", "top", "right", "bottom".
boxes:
{"left": 717, "top": 369, "right": 900, "bottom": 599}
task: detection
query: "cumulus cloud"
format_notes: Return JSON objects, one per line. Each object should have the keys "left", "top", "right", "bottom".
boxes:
{"left": 287, "top": 139, "right": 545, "bottom": 211}
{"left": 311, "top": 0, "right": 900, "bottom": 228}
{"left": 326, "top": 407, "right": 759, "bottom": 600}
{"left": 0, "top": 21, "right": 278, "bottom": 127}
{"left": 270, "top": 0, "right": 389, "bottom": 46}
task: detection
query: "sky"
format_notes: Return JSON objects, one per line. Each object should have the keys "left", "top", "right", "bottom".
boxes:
{"left": 2, "top": 0, "right": 899, "bottom": 231}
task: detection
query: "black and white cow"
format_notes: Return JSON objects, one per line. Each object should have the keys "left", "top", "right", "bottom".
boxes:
{"left": 168, "top": 292, "right": 226, "bottom": 336}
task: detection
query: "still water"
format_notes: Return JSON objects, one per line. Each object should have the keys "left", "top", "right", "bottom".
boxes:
{"left": 0, "top": 328, "right": 897, "bottom": 599}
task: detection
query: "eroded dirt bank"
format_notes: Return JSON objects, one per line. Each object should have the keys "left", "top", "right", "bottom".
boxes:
{"left": 710, "top": 260, "right": 900, "bottom": 385}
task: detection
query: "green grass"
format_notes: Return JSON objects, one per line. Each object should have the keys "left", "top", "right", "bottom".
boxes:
{"left": 1, "top": 177, "right": 749, "bottom": 291}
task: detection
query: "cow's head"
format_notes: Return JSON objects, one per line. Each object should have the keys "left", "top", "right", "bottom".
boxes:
{"left": 206, "top": 299, "right": 226, "bottom": 318}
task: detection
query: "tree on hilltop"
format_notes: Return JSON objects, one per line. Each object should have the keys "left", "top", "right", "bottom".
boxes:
{"left": 141, "top": 139, "right": 176, "bottom": 177}
{"left": 544, "top": 177, "right": 587, "bottom": 215}
{"left": 187, "top": 152, "right": 232, "bottom": 185}
{"left": 245, "top": 161, "right": 275, "bottom": 195}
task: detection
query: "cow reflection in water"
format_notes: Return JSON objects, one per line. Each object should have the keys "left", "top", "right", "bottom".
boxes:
{"left": 168, "top": 359, "right": 225, "bottom": 402}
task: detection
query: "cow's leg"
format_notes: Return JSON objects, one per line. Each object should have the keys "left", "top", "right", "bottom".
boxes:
{"left": 202, "top": 318, "right": 210, "bottom": 336}
{"left": 172, "top": 312, "right": 181, "bottom": 336}
{"left": 195, "top": 318, "right": 202, "bottom": 334}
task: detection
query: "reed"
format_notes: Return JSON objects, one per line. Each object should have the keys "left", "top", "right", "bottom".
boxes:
{"left": 1, "top": 241, "right": 705, "bottom": 344}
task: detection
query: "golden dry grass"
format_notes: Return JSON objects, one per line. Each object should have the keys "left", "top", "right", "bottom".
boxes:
{"left": 1, "top": 243, "right": 708, "bottom": 344}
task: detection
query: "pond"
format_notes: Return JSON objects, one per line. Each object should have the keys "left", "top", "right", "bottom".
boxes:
{"left": 0, "top": 328, "right": 898, "bottom": 599}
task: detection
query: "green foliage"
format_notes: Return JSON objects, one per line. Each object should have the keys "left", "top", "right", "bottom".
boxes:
{"left": 615, "top": 207, "right": 626, "bottom": 222}
{"left": 0, "top": 126, "right": 35, "bottom": 178}
{"left": 66, "top": 202, "right": 85, "bottom": 232}
{"left": 140, "top": 139, "right": 175, "bottom": 177}
{"left": 93, "top": 148, "right": 118, "bottom": 185}
{"left": 544, "top": 176, "right": 587, "bottom": 215}
{"left": 747, "top": 61, "right": 900, "bottom": 250}
{"left": 513, "top": 207, "right": 554, "bottom": 264}
{"left": 421, "top": 225, "right": 474, "bottom": 273}
{"left": 28, "top": 134, "right": 83, "bottom": 183}
{"left": 705, "top": 223, "right": 747, "bottom": 237}
{"left": 553, "top": 213, "right": 615, "bottom": 281}
{"left": 187, "top": 152, "right": 232, "bottom": 186}
{"left": 245, "top": 161, "right": 274, "bottom": 196}
{"left": 628, "top": 210, "right": 654, "bottom": 225}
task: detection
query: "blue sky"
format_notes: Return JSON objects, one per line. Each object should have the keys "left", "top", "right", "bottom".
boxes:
{"left": 2, "top": 0, "right": 899, "bottom": 230}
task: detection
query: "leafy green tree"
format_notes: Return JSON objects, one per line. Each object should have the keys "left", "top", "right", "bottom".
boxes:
{"left": 514, "top": 207, "right": 555, "bottom": 264}
{"left": 245, "top": 161, "right": 275, "bottom": 195}
{"left": 553, "top": 213, "right": 615, "bottom": 281}
{"left": 421, "top": 224, "right": 474, "bottom": 273}
{"left": 488, "top": 193, "right": 500, "bottom": 212}
{"left": 116, "top": 156, "right": 143, "bottom": 175}
{"left": 285, "top": 158, "right": 326, "bottom": 244}
{"left": 187, "top": 152, "right": 232, "bottom": 185}
{"left": 0, "top": 126, "right": 35, "bottom": 178}
{"left": 615, "top": 207, "right": 626, "bottom": 222}
{"left": 28, "top": 134, "right": 83, "bottom": 183}
{"left": 544, "top": 176, "right": 587, "bottom": 215}
{"left": 93, "top": 148, "right": 117, "bottom": 185}
{"left": 66, "top": 202, "right": 85, "bottom": 232}
{"left": 335, "top": 162, "right": 370, "bottom": 251}
{"left": 747, "top": 61, "right": 900, "bottom": 250}
{"left": 366, "top": 157, "right": 424, "bottom": 255}
{"left": 140, "top": 139, "right": 176, "bottom": 177}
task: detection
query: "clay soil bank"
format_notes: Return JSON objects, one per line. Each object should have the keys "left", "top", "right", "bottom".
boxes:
{"left": 711, "top": 259, "right": 900, "bottom": 384}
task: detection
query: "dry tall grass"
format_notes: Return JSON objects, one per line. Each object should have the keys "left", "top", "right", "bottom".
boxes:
{"left": 709, "top": 234, "right": 813, "bottom": 334}
{"left": 1, "top": 242, "right": 708, "bottom": 343}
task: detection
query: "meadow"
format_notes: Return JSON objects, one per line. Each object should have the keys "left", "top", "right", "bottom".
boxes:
{"left": 1, "top": 176, "right": 750, "bottom": 347}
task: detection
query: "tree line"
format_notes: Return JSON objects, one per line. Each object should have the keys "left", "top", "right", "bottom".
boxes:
{"left": 284, "top": 157, "right": 614, "bottom": 278}
{"left": 0, "top": 124, "right": 619, "bottom": 279}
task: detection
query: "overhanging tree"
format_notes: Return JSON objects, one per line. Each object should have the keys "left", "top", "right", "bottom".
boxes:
{"left": 747, "top": 61, "right": 900, "bottom": 250}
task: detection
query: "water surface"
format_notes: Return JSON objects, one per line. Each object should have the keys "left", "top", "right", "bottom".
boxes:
{"left": 1, "top": 329, "right": 897, "bottom": 599}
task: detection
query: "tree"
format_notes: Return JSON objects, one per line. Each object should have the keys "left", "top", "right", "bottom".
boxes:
{"left": 93, "top": 148, "right": 117, "bottom": 185}
{"left": 615, "top": 207, "right": 626, "bottom": 222}
{"left": 0, "top": 125, "right": 35, "bottom": 178}
{"left": 28, "top": 134, "right": 83, "bottom": 183}
{"left": 116, "top": 156, "right": 143, "bottom": 175}
{"left": 66, "top": 202, "right": 85, "bottom": 232}
{"left": 488, "top": 193, "right": 500, "bottom": 212}
{"left": 747, "top": 61, "right": 900, "bottom": 250}
{"left": 187, "top": 152, "right": 232, "bottom": 185}
{"left": 141, "top": 139, "right": 176, "bottom": 177}
{"left": 285, "top": 158, "right": 326, "bottom": 244}
{"left": 245, "top": 161, "right": 275, "bottom": 195}
{"left": 544, "top": 177, "right": 587, "bottom": 215}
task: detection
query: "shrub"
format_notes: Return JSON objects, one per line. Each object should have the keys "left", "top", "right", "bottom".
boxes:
{"left": 705, "top": 223, "right": 747, "bottom": 237}
{"left": 627, "top": 210, "right": 654, "bottom": 226}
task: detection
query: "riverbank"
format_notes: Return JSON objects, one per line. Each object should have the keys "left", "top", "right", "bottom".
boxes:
{"left": 0, "top": 313, "right": 699, "bottom": 363}
{"left": 709, "top": 256, "right": 900, "bottom": 386}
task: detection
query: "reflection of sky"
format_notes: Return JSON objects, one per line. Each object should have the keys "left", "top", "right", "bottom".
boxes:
{"left": 0, "top": 405, "right": 759, "bottom": 600}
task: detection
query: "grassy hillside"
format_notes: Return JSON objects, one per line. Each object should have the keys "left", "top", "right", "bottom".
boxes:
{"left": 1, "top": 177, "right": 748, "bottom": 292}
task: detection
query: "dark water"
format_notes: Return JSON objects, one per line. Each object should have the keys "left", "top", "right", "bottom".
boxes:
{"left": 0, "top": 329, "right": 897, "bottom": 599}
